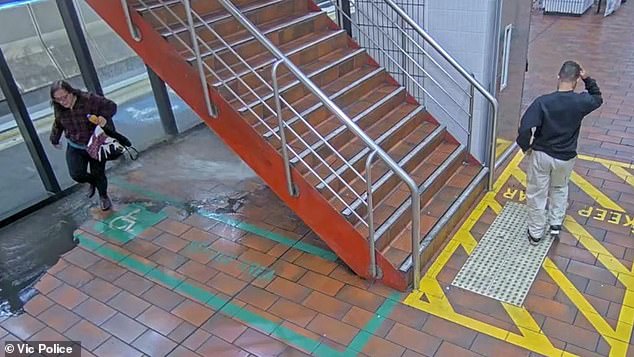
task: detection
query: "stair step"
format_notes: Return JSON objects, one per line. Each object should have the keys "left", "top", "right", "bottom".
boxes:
{"left": 252, "top": 65, "right": 384, "bottom": 139}
{"left": 358, "top": 142, "right": 466, "bottom": 251}
{"left": 383, "top": 161, "right": 481, "bottom": 270}
{"left": 314, "top": 105, "right": 427, "bottom": 192}
{"left": 288, "top": 84, "right": 403, "bottom": 168}
{"left": 339, "top": 124, "right": 447, "bottom": 218}
{"left": 229, "top": 47, "right": 366, "bottom": 114}
{"left": 177, "top": 10, "right": 326, "bottom": 68}
{"left": 209, "top": 29, "right": 347, "bottom": 110}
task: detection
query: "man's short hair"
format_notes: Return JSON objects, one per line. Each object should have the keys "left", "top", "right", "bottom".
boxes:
{"left": 558, "top": 61, "right": 581, "bottom": 82}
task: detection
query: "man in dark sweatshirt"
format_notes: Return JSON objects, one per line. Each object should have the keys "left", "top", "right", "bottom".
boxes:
{"left": 517, "top": 60, "right": 603, "bottom": 245}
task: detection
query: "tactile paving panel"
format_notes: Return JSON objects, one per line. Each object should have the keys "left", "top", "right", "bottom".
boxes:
{"left": 451, "top": 202, "right": 553, "bottom": 306}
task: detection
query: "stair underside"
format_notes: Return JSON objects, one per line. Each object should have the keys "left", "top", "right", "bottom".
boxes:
{"left": 120, "top": 0, "right": 486, "bottom": 289}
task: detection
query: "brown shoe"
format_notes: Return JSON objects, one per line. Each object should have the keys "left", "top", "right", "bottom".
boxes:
{"left": 100, "top": 196, "right": 112, "bottom": 211}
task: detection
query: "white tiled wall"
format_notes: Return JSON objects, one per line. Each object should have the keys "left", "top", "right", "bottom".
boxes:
{"left": 423, "top": 0, "right": 498, "bottom": 162}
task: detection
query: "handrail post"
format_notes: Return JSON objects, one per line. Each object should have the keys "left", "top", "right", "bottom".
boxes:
{"left": 184, "top": 0, "right": 217, "bottom": 118}
{"left": 487, "top": 101, "right": 499, "bottom": 190}
{"left": 121, "top": 0, "right": 142, "bottom": 41}
{"left": 411, "top": 184, "right": 421, "bottom": 289}
{"left": 273, "top": 60, "right": 299, "bottom": 197}
{"left": 467, "top": 78, "right": 475, "bottom": 158}
{"left": 366, "top": 150, "right": 378, "bottom": 278}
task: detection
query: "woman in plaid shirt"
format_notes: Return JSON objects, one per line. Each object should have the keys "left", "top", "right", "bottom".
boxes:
{"left": 49, "top": 80, "right": 117, "bottom": 211}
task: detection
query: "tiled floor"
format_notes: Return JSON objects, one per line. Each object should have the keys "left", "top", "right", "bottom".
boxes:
{"left": 2, "top": 3, "right": 634, "bottom": 357}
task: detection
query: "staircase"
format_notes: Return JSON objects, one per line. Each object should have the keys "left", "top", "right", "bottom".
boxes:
{"left": 86, "top": 0, "right": 492, "bottom": 290}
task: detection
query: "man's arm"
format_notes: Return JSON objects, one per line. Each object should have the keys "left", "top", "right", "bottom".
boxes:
{"left": 579, "top": 69, "right": 603, "bottom": 115}
{"left": 516, "top": 99, "right": 543, "bottom": 153}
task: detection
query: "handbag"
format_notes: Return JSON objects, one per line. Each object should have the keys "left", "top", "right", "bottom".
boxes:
{"left": 86, "top": 125, "right": 138, "bottom": 162}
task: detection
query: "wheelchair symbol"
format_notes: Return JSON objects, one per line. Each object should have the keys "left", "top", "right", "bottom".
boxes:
{"left": 109, "top": 208, "right": 141, "bottom": 232}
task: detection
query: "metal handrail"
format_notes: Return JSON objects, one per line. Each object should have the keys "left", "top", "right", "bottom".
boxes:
{"left": 216, "top": 0, "right": 422, "bottom": 287}
{"left": 382, "top": 0, "right": 499, "bottom": 190}
{"left": 121, "top": 0, "right": 142, "bottom": 41}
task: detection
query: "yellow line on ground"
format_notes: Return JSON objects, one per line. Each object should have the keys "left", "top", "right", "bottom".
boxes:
{"left": 512, "top": 168, "right": 634, "bottom": 356}
{"left": 404, "top": 151, "right": 569, "bottom": 356}
{"left": 603, "top": 164, "right": 634, "bottom": 187}
{"left": 578, "top": 154, "right": 634, "bottom": 169}
{"left": 570, "top": 171, "right": 624, "bottom": 212}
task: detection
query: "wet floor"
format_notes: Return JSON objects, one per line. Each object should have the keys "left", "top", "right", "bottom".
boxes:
{"left": 0, "top": 125, "right": 269, "bottom": 317}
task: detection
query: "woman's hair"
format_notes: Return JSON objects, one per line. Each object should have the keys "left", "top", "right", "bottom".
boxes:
{"left": 50, "top": 80, "right": 82, "bottom": 112}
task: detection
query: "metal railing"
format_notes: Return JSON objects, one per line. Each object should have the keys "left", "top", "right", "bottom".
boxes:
{"left": 120, "top": 0, "right": 498, "bottom": 288}
{"left": 328, "top": 0, "right": 499, "bottom": 189}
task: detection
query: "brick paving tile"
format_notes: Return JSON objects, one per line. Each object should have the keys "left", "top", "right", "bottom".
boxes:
{"left": 177, "top": 260, "right": 218, "bottom": 283}
{"left": 154, "top": 232, "right": 191, "bottom": 253}
{"left": 268, "top": 298, "right": 318, "bottom": 328}
{"left": 73, "top": 298, "right": 117, "bottom": 326}
{"left": 182, "top": 328, "right": 212, "bottom": 351}
{"left": 236, "top": 285, "right": 280, "bottom": 311}
{"left": 269, "top": 260, "right": 307, "bottom": 282}
{"left": 113, "top": 271, "right": 155, "bottom": 296}
{"left": 138, "top": 226, "right": 163, "bottom": 241}
{"left": 0, "top": 313, "right": 45, "bottom": 340}
{"left": 210, "top": 238, "right": 249, "bottom": 257}
{"left": 306, "top": 313, "right": 359, "bottom": 345}
{"left": 196, "top": 335, "right": 249, "bottom": 357}
{"left": 421, "top": 315, "right": 478, "bottom": 350}
{"left": 237, "top": 304, "right": 285, "bottom": 335}
{"left": 470, "top": 333, "right": 529, "bottom": 357}
{"left": 79, "top": 278, "right": 122, "bottom": 303}
{"left": 48, "top": 283, "right": 89, "bottom": 310}
{"left": 278, "top": 346, "right": 311, "bottom": 357}
{"left": 137, "top": 305, "right": 184, "bottom": 336}
{"left": 434, "top": 341, "right": 482, "bottom": 357}
{"left": 542, "top": 317, "right": 601, "bottom": 352}
{"left": 142, "top": 284, "right": 186, "bottom": 311}
{"left": 207, "top": 271, "right": 249, "bottom": 296}
{"left": 101, "top": 312, "right": 148, "bottom": 343}
{"left": 178, "top": 245, "right": 215, "bottom": 265}
{"left": 386, "top": 323, "right": 442, "bottom": 356}
{"left": 342, "top": 306, "right": 394, "bottom": 338}
{"left": 297, "top": 271, "right": 344, "bottom": 296}
{"left": 64, "top": 319, "right": 110, "bottom": 351}
{"left": 170, "top": 299, "right": 215, "bottom": 327}
{"left": 233, "top": 328, "right": 288, "bottom": 356}
{"left": 149, "top": 248, "right": 189, "bottom": 270}
{"left": 156, "top": 219, "right": 191, "bottom": 236}
{"left": 239, "top": 248, "right": 279, "bottom": 268}
{"left": 294, "top": 253, "right": 338, "bottom": 275}
{"left": 182, "top": 213, "right": 218, "bottom": 231}
{"left": 34, "top": 274, "right": 62, "bottom": 294}
{"left": 168, "top": 321, "right": 197, "bottom": 344}
{"left": 167, "top": 346, "right": 201, "bottom": 357}
{"left": 93, "top": 336, "right": 144, "bottom": 357}
{"left": 208, "top": 222, "right": 247, "bottom": 241}
{"left": 563, "top": 344, "right": 605, "bottom": 357}
{"left": 63, "top": 248, "right": 101, "bottom": 269}
{"left": 360, "top": 334, "right": 407, "bottom": 357}
{"left": 23, "top": 294, "right": 54, "bottom": 316}
{"left": 238, "top": 233, "right": 278, "bottom": 253}
{"left": 48, "top": 258, "right": 68, "bottom": 275}
{"left": 335, "top": 284, "right": 384, "bottom": 313}
{"left": 107, "top": 290, "right": 151, "bottom": 318}
{"left": 36, "top": 304, "right": 81, "bottom": 334}
{"left": 88, "top": 259, "right": 127, "bottom": 282}
{"left": 147, "top": 266, "right": 187, "bottom": 290}
{"left": 265, "top": 277, "right": 311, "bottom": 303}
{"left": 303, "top": 291, "right": 352, "bottom": 320}
{"left": 132, "top": 329, "right": 177, "bottom": 357}
{"left": 124, "top": 239, "right": 162, "bottom": 258}
{"left": 201, "top": 314, "right": 248, "bottom": 343}
{"left": 328, "top": 265, "right": 371, "bottom": 289}
{"left": 522, "top": 294, "right": 578, "bottom": 325}
{"left": 566, "top": 260, "right": 619, "bottom": 286}
{"left": 29, "top": 326, "right": 67, "bottom": 342}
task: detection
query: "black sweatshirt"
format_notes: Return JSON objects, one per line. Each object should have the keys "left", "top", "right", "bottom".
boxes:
{"left": 516, "top": 77, "right": 603, "bottom": 161}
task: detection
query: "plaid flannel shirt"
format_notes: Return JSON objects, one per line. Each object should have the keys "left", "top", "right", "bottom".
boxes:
{"left": 50, "top": 92, "right": 117, "bottom": 146}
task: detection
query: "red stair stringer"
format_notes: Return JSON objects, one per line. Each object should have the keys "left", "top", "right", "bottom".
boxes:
{"left": 86, "top": 0, "right": 408, "bottom": 291}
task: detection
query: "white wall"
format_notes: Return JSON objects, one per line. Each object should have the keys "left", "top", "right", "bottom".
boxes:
{"left": 423, "top": 0, "right": 498, "bottom": 162}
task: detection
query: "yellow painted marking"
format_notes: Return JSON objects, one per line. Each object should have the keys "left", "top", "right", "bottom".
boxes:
{"left": 404, "top": 150, "right": 634, "bottom": 357}
{"left": 578, "top": 154, "right": 634, "bottom": 169}
{"left": 569, "top": 172, "right": 624, "bottom": 212}
{"left": 604, "top": 164, "right": 634, "bottom": 187}
{"left": 496, "top": 138, "right": 514, "bottom": 160}
{"left": 512, "top": 167, "right": 634, "bottom": 356}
